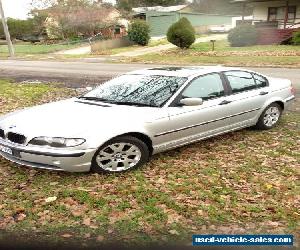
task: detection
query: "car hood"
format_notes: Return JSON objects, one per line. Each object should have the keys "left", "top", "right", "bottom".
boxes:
{"left": 0, "top": 98, "right": 166, "bottom": 139}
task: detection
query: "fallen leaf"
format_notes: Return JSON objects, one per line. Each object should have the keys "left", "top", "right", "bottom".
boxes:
{"left": 61, "top": 233, "right": 72, "bottom": 238}
{"left": 265, "top": 184, "right": 273, "bottom": 190}
{"left": 15, "top": 207, "right": 25, "bottom": 213}
{"left": 90, "top": 225, "right": 99, "bottom": 229}
{"left": 197, "top": 210, "right": 204, "bottom": 216}
{"left": 157, "top": 178, "right": 165, "bottom": 184}
{"left": 266, "top": 221, "right": 280, "bottom": 227}
{"left": 169, "top": 229, "right": 180, "bottom": 235}
{"left": 71, "top": 210, "right": 83, "bottom": 217}
{"left": 15, "top": 213, "right": 26, "bottom": 222}
{"left": 83, "top": 218, "right": 91, "bottom": 226}
{"left": 84, "top": 233, "right": 91, "bottom": 238}
{"left": 77, "top": 187, "right": 92, "bottom": 192}
{"left": 45, "top": 196, "right": 57, "bottom": 203}
{"left": 96, "top": 235, "right": 104, "bottom": 242}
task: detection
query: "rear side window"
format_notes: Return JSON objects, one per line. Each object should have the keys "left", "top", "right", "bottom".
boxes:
{"left": 253, "top": 73, "right": 268, "bottom": 88}
{"left": 224, "top": 71, "right": 256, "bottom": 93}
{"left": 182, "top": 73, "right": 225, "bottom": 100}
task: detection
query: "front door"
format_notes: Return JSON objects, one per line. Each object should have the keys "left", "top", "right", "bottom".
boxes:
{"left": 154, "top": 73, "right": 235, "bottom": 151}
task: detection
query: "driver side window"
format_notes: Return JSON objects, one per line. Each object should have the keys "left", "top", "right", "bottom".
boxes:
{"left": 182, "top": 73, "right": 225, "bottom": 100}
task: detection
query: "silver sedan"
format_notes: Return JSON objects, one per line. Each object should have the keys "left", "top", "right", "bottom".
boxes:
{"left": 0, "top": 67, "right": 296, "bottom": 173}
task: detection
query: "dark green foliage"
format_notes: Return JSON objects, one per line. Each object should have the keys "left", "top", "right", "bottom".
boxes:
{"left": 128, "top": 20, "right": 150, "bottom": 46}
{"left": 228, "top": 24, "right": 258, "bottom": 47}
{"left": 0, "top": 18, "right": 34, "bottom": 40}
{"left": 167, "top": 17, "right": 195, "bottom": 49}
{"left": 0, "top": 16, "right": 46, "bottom": 42}
{"left": 292, "top": 31, "right": 300, "bottom": 45}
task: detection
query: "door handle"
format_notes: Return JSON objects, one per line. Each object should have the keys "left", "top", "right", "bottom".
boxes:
{"left": 259, "top": 91, "right": 269, "bottom": 96}
{"left": 219, "top": 100, "right": 232, "bottom": 105}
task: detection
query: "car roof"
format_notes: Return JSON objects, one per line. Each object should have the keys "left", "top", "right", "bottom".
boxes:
{"left": 126, "top": 66, "right": 248, "bottom": 78}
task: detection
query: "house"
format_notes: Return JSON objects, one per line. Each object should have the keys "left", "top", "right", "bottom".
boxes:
{"left": 133, "top": 5, "right": 234, "bottom": 37}
{"left": 42, "top": 6, "right": 128, "bottom": 40}
{"left": 232, "top": 15, "right": 254, "bottom": 28}
{"left": 232, "top": 0, "right": 300, "bottom": 44}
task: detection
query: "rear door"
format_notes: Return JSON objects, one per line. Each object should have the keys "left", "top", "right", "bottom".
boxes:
{"left": 221, "top": 70, "right": 270, "bottom": 127}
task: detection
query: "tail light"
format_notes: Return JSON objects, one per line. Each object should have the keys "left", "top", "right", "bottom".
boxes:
{"left": 291, "top": 84, "right": 296, "bottom": 96}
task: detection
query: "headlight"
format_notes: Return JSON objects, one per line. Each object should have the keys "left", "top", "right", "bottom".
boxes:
{"left": 28, "top": 137, "right": 85, "bottom": 148}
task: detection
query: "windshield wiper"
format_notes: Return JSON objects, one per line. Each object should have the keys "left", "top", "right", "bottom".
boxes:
{"left": 78, "top": 97, "right": 157, "bottom": 107}
{"left": 109, "top": 101, "right": 157, "bottom": 107}
{"left": 77, "top": 96, "right": 110, "bottom": 102}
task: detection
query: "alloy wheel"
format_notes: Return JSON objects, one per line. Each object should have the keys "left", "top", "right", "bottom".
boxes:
{"left": 96, "top": 142, "right": 142, "bottom": 172}
{"left": 263, "top": 106, "right": 280, "bottom": 127}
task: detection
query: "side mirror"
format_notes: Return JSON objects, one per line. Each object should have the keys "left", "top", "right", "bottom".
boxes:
{"left": 179, "top": 98, "right": 203, "bottom": 106}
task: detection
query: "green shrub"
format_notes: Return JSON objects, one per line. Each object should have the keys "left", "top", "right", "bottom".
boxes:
{"left": 167, "top": 17, "right": 196, "bottom": 49}
{"left": 128, "top": 20, "right": 150, "bottom": 46}
{"left": 228, "top": 24, "right": 258, "bottom": 47}
{"left": 292, "top": 31, "right": 300, "bottom": 45}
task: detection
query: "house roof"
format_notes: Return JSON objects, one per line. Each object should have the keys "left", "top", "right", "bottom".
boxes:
{"left": 231, "top": 0, "right": 284, "bottom": 2}
{"left": 132, "top": 5, "right": 188, "bottom": 14}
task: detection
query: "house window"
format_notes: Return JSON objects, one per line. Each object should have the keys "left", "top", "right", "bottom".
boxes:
{"left": 115, "top": 27, "right": 121, "bottom": 35}
{"left": 288, "top": 6, "right": 297, "bottom": 19}
{"left": 268, "top": 6, "right": 296, "bottom": 21}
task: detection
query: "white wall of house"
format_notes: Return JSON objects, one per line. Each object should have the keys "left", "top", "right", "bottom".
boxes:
{"left": 232, "top": 16, "right": 254, "bottom": 27}
{"left": 252, "top": 0, "right": 300, "bottom": 28}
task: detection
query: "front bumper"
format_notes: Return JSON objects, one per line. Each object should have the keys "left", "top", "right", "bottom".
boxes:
{"left": 0, "top": 139, "right": 96, "bottom": 172}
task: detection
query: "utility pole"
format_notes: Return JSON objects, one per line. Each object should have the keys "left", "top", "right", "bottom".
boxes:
{"left": 0, "top": 0, "right": 14, "bottom": 57}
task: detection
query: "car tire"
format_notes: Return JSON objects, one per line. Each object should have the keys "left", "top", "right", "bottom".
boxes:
{"left": 255, "top": 103, "right": 282, "bottom": 130}
{"left": 91, "top": 136, "right": 149, "bottom": 174}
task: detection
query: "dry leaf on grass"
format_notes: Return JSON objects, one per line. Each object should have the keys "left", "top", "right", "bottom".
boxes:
{"left": 169, "top": 229, "right": 180, "bottom": 235}
{"left": 83, "top": 218, "right": 91, "bottom": 226}
{"left": 45, "top": 196, "right": 57, "bottom": 203}
{"left": 15, "top": 213, "right": 26, "bottom": 222}
{"left": 61, "top": 233, "right": 72, "bottom": 238}
{"left": 96, "top": 235, "right": 105, "bottom": 242}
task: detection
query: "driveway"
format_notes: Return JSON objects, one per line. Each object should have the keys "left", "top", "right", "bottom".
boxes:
{"left": 112, "top": 34, "right": 228, "bottom": 57}
{"left": 54, "top": 45, "right": 91, "bottom": 55}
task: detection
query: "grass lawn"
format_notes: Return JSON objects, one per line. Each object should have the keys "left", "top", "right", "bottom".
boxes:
{"left": 120, "top": 40, "right": 300, "bottom": 67}
{"left": 0, "top": 80, "right": 299, "bottom": 247}
{"left": 92, "top": 45, "right": 141, "bottom": 56}
{"left": 0, "top": 42, "right": 82, "bottom": 57}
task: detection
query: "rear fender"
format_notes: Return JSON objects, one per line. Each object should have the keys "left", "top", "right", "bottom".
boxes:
{"left": 254, "top": 97, "right": 285, "bottom": 122}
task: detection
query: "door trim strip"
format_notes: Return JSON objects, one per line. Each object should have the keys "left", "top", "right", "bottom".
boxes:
{"left": 154, "top": 108, "right": 260, "bottom": 137}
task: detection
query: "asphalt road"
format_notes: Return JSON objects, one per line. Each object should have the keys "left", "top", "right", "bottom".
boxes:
{"left": 0, "top": 60, "right": 299, "bottom": 91}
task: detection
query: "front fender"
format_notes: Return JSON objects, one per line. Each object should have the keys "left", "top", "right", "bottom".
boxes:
{"left": 83, "top": 123, "right": 150, "bottom": 149}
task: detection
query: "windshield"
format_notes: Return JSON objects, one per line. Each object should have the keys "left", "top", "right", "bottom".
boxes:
{"left": 81, "top": 74, "right": 187, "bottom": 107}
